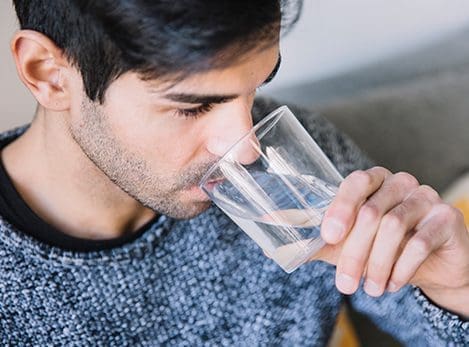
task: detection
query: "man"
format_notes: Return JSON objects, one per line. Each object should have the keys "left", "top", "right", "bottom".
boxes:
{"left": 0, "top": 0, "right": 467, "bottom": 345}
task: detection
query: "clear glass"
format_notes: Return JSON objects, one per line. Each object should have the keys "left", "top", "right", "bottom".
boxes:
{"left": 200, "top": 106, "right": 343, "bottom": 273}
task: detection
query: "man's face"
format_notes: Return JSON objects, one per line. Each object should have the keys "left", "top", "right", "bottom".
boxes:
{"left": 68, "top": 45, "right": 280, "bottom": 219}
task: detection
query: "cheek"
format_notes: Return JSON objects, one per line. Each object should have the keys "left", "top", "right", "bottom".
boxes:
{"left": 104, "top": 103, "right": 207, "bottom": 170}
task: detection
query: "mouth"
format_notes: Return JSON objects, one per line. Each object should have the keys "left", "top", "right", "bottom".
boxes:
{"left": 204, "top": 177, "right": 225, "bottom": 190}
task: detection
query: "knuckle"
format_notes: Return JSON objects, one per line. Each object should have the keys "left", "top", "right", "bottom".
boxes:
{"left": 324, "top": 200, "right": 352, "bottom": 220}
{"left": 348, "top": 170, "right": 373, "bottom": 187}
{"left": 389, "top": 276, "right": 404, "bottom": 289}
{"left": 382, "top": 210, "right": 406, "bottom": 233}
{"left": 367, "top": 261, "right": 388, "bottom": 279}
{"left": 337, "top": 261, "right": 361, "bottom": 281}
{"left": 435, "top": 204, "right": 462, "bottom": 224}
{"left": 359, "top": 202, "right": 381, "bottom": 222}
{"left": 394, "top": 171, "right": 419, "bottom": 188}
{"left": 418, "top": 185, "right": 440, "bottom": 202}
{"left": 340, "top": 254, "right": 365, "bottom": 271}
{"left": 343, "top": 254, "right": 364, "bottom": 266}
{"left": 372, "top": 166, "right": 392, "bottom": 175}
{"left": 409, "top": 236, "right": 432, "bottom": 257}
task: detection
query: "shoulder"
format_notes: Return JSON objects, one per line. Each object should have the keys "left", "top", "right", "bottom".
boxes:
{"left": 0, "top": 125, "right": 29, "bottom": 144}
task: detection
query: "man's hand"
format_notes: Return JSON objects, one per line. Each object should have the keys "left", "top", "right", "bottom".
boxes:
{"left": 314, "top": 166, "right": 469, "bottom": 317}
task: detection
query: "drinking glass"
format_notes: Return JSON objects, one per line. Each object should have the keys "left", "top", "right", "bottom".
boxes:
{"left": 199, "top": 106, "right": 343, "bottom": 273}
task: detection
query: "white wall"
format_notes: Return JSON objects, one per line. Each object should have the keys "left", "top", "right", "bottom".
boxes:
{"left": 0, "top": 1, "right": 36, "bottom": 131}
{"left": 263, "top": 0, "right": 469, "bottom": 93}
{"left": 2, "top": 1, "right": 469, "bottom": 130}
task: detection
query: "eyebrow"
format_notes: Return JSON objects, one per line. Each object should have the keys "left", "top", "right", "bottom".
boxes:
{"left": 163, "top": 54, "right": 282, "bottom": 105}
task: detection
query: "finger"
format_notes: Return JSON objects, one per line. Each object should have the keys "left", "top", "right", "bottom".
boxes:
{"left": 387, "top": 203, "right": 456, "bottom": 292}
{"left": 364, "top": 185, "right": 440, "bottom": 296}
{"left": 322, "top": 167, "right": 392, "bottom": 244}
{"left": 335, "top": 172, "right": 420, "bottom": 294}
{"left": 308, "top": 240, "right": 344, "bottom": 265}
{"left": 263, "top": 249, "right": 272, "bottom": 259}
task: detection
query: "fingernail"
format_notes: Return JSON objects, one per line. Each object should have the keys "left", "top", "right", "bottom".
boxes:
{"left": 336, "top": 273, "right": 356, "bottom": 294}
{"left": 322, "top": 218, "right": 345, "bottom": 242}
{"left": 364, "top": 279, "right": 382, "bottom": 297}
{"left": 387, "top": 281, "right": 398, "bottom": 292}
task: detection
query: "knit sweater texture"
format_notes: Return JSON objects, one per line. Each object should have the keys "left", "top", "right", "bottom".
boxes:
{"left": 0, "top": 98, "right": 467, "bottom": 346}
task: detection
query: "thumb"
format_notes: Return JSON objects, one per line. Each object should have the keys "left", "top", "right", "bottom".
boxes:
{"left": 309, "top": 241, "right": 343, "bottom": 265}
{"left": 262, "top": 241, "right": 341, "bottom": 265}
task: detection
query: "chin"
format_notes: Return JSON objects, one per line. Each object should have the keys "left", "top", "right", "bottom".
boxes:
{"left": 168, "top": 200, "right": 212, "bottom": 220}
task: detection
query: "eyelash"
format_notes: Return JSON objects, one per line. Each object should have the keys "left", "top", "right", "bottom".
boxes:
{"left": 174, "top": 103, "right": 214, "bottom": 119}
{"left": 172, "top": 83, "right": 268, "bottom": 119}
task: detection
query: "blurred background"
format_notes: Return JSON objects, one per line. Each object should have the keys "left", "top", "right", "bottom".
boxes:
{"left": 2, "top": 1, "right": 469, "bottom": 346}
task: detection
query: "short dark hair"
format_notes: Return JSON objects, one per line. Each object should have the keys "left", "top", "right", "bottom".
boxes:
{"left": 13, "top": 0, "right": 302, "bottom": 103}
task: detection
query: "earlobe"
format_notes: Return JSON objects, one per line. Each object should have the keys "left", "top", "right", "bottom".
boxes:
{"left": 10, "top": 30, "right": 71, "bottom": 111}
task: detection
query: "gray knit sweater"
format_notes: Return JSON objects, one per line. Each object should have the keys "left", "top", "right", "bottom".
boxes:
{"left": 0, "top": 99, "right": 467, "bottom": 346}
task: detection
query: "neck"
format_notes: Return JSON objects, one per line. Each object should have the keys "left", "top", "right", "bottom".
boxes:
{"left": 1, "top": 106, "right": 156, "bottom": 240}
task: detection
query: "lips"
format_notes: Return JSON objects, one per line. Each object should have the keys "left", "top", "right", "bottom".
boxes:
{"left": 207, "top": 177, "right": 224, "bottom": 184}
{"left": 204, "top": 177, "right": 225, "bottom": 191}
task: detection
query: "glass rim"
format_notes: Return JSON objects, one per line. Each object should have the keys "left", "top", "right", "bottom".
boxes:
{"left": 199, "top": 105, "right": 289, "bottom": 188}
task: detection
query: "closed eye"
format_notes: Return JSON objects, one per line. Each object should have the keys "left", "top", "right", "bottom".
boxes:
{"left": 174, "top": 103, "right": 214, "bottom": 119}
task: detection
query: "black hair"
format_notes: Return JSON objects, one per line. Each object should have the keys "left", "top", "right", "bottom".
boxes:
{"left": 13, "top": 0, "right": 302, "bottom": 103}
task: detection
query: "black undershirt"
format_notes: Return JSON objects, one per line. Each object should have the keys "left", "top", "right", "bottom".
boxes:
{"left": 0, "top": 139, "right": 159, "bottom": 252}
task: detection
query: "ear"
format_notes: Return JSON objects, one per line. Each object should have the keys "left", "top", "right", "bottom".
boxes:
{"left": 10, "top": 30, "right": 72, "bottom": 111}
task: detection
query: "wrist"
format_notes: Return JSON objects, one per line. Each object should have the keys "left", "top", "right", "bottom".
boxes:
{"left": 419, "top": 285, "right": 469, "bottom": 319}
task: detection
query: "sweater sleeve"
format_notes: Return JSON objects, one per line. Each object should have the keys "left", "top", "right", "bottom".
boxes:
{"left": 348, "top": 285, "right": 468, "bottom": 346}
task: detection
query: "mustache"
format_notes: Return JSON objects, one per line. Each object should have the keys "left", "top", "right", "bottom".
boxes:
{"left": 178, "top": 160, "right": 219, "bottom": 189}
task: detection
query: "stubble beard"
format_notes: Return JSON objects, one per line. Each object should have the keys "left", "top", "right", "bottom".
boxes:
{"left": 70, "top": 98, "right": 213, "bottom": 219}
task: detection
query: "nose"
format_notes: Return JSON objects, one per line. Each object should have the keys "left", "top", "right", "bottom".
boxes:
{"left": 206, "top": 100, "right": 260, "bottom": 165}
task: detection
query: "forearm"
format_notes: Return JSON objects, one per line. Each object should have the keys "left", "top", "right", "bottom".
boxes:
{"left": 413, "top": 286, "right": 468, "bottom": 346}
{"left": 420, "top": 285, "right": 469, "bottom": 319}
{"left": 349, "top": 285, "right": 468, "bottom": 346}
